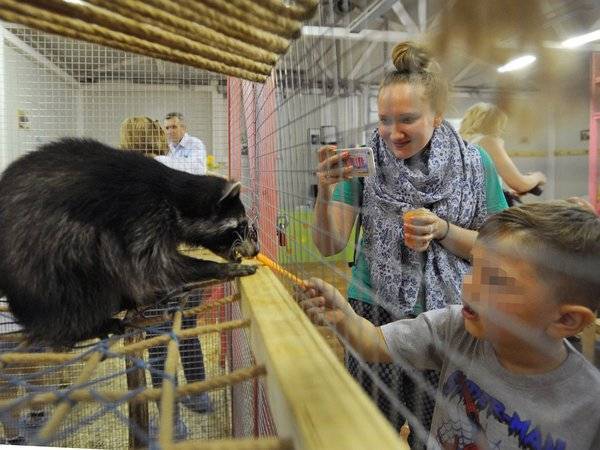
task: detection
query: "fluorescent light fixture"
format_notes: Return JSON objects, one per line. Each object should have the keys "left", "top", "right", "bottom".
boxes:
{"left": 64, "top": 0, "right": 86, "bottom": 5}
{"left": 561, "top": 29, "right": 600, "bottom": 48}
{"left": 497, "top": 55, "right": 536, "bottom": 73}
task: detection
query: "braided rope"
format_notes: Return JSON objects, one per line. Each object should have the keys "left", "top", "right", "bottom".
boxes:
{"left": 251, "top": 0, "right": 319, "bottom": 20}
{"left": 84, "top": 0, "right": 278, "bottom": 66}
{"left": 36, "top": 343, "right": 117, "bottom": 442}
{"left": 0, "top": 2, "right": 267, "bottom": 82}
{"left": 1, "top": 365, "right": 266, "bottom": 412}
{"left": 142, "top": 0, "right": 290, "bottom": 54}
{"left": 23, "top": 0, "right": 272, "bottom": 75}
{"left": 136, "top": 294, "right": 239, "bottom": 327}
{"left": 200, "top": 0, "right": 303, "bottom": 39}
{"left": 171, "top": 437, "right": 294, "bottom": 450}
{"left": 0, "top": 319, "right": 250, "bottom": 366}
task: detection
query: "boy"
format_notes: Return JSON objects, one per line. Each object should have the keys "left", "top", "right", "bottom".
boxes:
{"left": 299, "top": 201, "right": 600, "bottom": 449}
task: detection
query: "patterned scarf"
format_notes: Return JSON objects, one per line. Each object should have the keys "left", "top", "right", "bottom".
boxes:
{"left": 362, "top": 121, "right": 487, "bottom": 318}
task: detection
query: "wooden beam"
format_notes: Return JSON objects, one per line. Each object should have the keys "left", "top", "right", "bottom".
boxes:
{"left": 238, "top": 265, "right": 407, "bottom": 450}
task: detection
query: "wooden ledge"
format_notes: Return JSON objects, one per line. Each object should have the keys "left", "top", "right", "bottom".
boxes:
{"left": 238, "top": 265, "right": 406, "bottom": 450}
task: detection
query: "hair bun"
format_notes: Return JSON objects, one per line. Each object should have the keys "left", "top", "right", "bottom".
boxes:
{"left": 391, "top": 41, "right": 432, "bottom": 74}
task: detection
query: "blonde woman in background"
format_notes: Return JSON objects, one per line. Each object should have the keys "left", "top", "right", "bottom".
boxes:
{"left": 119, "top": 116, "right": 214, "bottom": 441}
{"left": 459, "top": 103, "right": 546, "bottom": 200}
{"left": 119, "top": 116, "right": 168, "bottom": 157}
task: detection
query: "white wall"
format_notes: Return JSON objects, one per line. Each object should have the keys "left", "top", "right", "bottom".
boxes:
{"left": 80, "top": 84, "right": 216, "bottom": 152}
{"left": 1, "top": 32, "right": 227, "bottom": 174}
{"left": 1, "top": 41, "right": 79, "bottom": 171}
{"left": 449, "top": 83, "right": 590, "bottom": 200}
{"left": 274, "top": 91, "right": 369, "bottom": 209}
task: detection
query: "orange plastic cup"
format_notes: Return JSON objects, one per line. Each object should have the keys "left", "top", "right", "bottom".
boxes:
{"left": 403, "top": 208, "right": 430, "bottom": 223}
{"left": 403, "top": 208, "right": 430, "bottom": 247}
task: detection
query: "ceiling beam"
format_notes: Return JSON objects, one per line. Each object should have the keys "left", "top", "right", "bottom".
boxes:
{"left": 452, "top": 61, "right": 478, "bottom": 84}
{"left": 303, "top": 26, "right": 409, "bottom": 43}
{"left": 418, "top": 0, "right": 427, "bottom": 32}
{"left": 391, "top": 2, "right": 418, "bottom": 34}
{"left": 347, "top": 0, "right": 398, "bottom": 33}
{"left": 348, "top": 41, "right": 378, "bottom": 80}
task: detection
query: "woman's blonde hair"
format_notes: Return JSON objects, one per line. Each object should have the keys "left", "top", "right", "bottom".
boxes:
{"left": 379, "top": 41, "right": 448, "bottom": 116}
{"left": 119, "top": 116, "right": 168, "bottom": 157}
{"left": 459, "top": 102, "right": 508, "bottom": 140}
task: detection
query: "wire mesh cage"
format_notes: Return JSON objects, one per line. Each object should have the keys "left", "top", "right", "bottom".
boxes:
{"left": 1, "top": 1, "right": 599, "bottom": 449}
{"left": 0, "top": 25, "right": 280, "bottom": 449}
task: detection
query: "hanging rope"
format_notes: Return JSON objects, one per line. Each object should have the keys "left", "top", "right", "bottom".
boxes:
{"left": 83, "top": 0, "right": 279, "bottom": 65}
{"left": 137, "top": 0, "right": 290, "bottom": 53}
{"left": 0, "top": 0, "right": 317, "bottom": 82}
{"left": 0, "top": 3, "right": 267, "bottom": 82}
{"left": 251, "top": 0, "right": 319, "bottom": 21}
{"left": 200, "top": 0, "right": 304, "bottom": 39}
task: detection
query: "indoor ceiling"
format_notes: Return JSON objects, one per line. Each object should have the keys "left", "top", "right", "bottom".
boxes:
{"left": 1, "top": 0, "right": 599, "bottom": 92}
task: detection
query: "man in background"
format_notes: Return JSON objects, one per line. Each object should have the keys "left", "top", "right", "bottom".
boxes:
{"left": 159, "top": 112, "right": 207, "bottom": 175}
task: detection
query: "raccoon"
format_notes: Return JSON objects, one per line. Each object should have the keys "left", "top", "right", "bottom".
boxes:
{"left": 0, "top": 138, "right": 258, "bottom": 347}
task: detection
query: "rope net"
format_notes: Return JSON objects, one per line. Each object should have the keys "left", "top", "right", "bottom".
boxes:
{"left": 1, "top": 283, "right": 283, "bottom": 449}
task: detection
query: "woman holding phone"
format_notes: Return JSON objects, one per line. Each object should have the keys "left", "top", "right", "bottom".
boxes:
{"left": 311, "top": 41, "right": 507, "bottom": 441}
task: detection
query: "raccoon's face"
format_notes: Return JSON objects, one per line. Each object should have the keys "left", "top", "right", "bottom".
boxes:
{"left": 204, "top": 219, "right": 259, "bottom": 262}
{"left": 177, "top": 181, "right": 259, "bottom": 261}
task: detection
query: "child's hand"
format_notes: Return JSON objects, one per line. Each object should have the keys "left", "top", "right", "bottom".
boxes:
{"left": 297, "top": 278, "right": 354, "bottom": 327}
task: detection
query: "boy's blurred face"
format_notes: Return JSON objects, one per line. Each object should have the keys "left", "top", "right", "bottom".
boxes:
{"left": 461, "top": 239, "right": 559, "bottom": 348}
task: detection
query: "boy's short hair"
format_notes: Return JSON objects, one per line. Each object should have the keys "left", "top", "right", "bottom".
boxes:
{"left": 478, "top": 201, "right": 600, "bottom": 311}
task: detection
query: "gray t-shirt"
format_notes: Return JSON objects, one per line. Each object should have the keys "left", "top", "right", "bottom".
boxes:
{"left": 381, "top": 305, "right": 600, "bottom": 450}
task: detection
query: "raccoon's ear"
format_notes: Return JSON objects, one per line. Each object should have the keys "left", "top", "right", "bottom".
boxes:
{"left": 218, "top": 181, "right": 242, "bottom": 204}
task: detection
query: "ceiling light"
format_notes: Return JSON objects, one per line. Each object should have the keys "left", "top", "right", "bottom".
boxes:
{"left": 497, "top": 55, "right": 536, "bottom": 73}
{"left": 561, "top": 30, "right": 600, "bottom": 48}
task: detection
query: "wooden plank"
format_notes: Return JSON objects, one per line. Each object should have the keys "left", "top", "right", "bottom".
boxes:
{"left": 238, "top": 265, "right": 406, "bottom": 450}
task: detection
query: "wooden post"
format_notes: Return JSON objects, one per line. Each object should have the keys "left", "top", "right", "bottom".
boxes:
{"left": 125, "top": 331, "right": 149, "bottom": 449}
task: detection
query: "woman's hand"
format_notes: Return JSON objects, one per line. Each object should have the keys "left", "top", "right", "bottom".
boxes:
{"left": 403, "top": 209, "right": 448, "bottom": 252}
{"left": 524, "top": 171, "right": 546, "bottom": 192}
{"left": 532, "top": 171, "right": 547, "bottom": 186}
{"left": 316, "top": 145, "right": 352, "bottom": 187}
{"left": 296, "top": 277, "right": 355, "bottom": 327}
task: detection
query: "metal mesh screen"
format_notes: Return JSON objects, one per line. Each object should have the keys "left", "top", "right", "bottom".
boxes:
{"left": 0, "top": 24, "right": 273, "bottom": 449}
{"left": 0, "top": 25, "right": 228, "bottom": 175}
{"left": 226, "top": 2, "right": 597, "bottom": 449}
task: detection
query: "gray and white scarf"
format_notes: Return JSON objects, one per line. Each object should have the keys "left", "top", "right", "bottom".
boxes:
{"left": 362, "top": 121, "right": 487, "bottom": 318}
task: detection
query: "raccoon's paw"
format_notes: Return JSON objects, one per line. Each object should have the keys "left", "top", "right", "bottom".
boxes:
{"left": 223, "top": 263, "right": 257, "bottom": 278}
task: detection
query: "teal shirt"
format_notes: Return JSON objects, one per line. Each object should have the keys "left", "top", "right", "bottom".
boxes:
{"left": 332, "top": 147, "right": 508, "bottom": 310}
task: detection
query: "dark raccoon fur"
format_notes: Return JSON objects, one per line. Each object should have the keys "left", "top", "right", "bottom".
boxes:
{"left": 0, "top": 138, "right": 258, "bottom": 347}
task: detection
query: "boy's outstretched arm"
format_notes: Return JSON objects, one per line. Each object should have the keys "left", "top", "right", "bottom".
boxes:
{"left": 298, "top": 278, "right": 393, "bottom": 363}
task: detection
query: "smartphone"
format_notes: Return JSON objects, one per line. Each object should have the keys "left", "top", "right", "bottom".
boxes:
{"left": 342, "top": 147, "right": 376, "bottom": 177}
